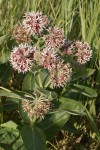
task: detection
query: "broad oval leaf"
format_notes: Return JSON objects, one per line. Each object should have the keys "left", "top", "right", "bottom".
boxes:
{"left": 41, "top": 111, "right": 70, "bottom": 140}
{"left": 21, "top": 125, "right": 46, "bottom": 150}
{"left": 22, "top": 72, "right": 35, "bottom": 93}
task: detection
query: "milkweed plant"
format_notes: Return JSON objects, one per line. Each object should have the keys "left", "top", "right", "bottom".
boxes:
{"left": 0, "top": 11, "right": 97, "bottom": 150}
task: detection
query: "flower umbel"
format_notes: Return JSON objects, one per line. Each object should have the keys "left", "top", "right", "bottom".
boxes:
{"left": 21, "top": 93, "right": 51, "bottom": 119}
{"left": 69, "top": 41, "right": 92, "bottom": 64}
{"left": 22, "top": 11, "right": 49, "bottom": 35}
{"left": 40, "top": 47, "right": 58, "bottom": 71}
{"left": 10, "top": 44, "right": 35, "bottom": 73}
{"left": 43, "top": 27, "right": 64, "bottom": 49}
{"left": 50, "top": 61, "right": 72, "bottom": 87}
{"left": 12, "top": 23, "right": 30, "bottom": 43}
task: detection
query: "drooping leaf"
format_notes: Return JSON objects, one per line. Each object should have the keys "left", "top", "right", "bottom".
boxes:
{"left": 0, "top": 88, "right": 22, "bottom": 100}
{"left": 71, "top": 84, "right": 97, "bottom": 97}
{"left": 21, "top": 125, "right": 46, "bottom": 150}
{"left": 0, "top": 87, "right": 34, "bottom": 101}
{"left": 58, "top": 97, "right": 85, "bottom": 115}
{"left": 72, "top": 68, "right": 95, "bottom": 80}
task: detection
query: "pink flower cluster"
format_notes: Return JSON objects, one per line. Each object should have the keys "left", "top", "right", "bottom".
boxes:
{"left": 43, "top": 27, "right": 64, "bottom": 49}
{"left": 66, "top": 41, "right": 92, "bottom": 64}
{"left": 12, "top": 23, "right": 30, "bottom": 43}
{"left": 12, "top": 12, "right": 49, "bottom": 43}
{"left": 74, "top": 41, "right": 92, "bottom": 64}
{"left": 40, "top": 48, "right": 72, "bottom": 87}
{"left": 50, "top": 61, "right": 72, "bottom": 87}
{"left": 10, "top": 44, "right": 35, "bottom": 73}
{"left": 10, "top": 11, "right": 92, "bottom": 87}
{"left": 22, "top": 12, "right": 49, "bottom": 35}
{"left": 40, "top": 47, "right": 58, "bottom": 71}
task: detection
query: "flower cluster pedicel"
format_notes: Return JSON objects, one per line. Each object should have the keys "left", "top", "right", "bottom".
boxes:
{"left": 10, "top": 44, "right": 35, "bottom": 73}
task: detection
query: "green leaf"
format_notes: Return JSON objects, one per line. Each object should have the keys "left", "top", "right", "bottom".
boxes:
{"left": 36, "top": 87, "right": 57, "bottom": 100}
{"left": 0, "top": 51, "right": 9, "bottom": 64}
{"left": 0, "top": 100, "right": 18, "bottom": 112}
{"left": 0, "top": 121, "right": 25, "bottom": 150}
{"left": 0, "top": 63, "right": 12, "bottom": 84}
{"left": 35, "top": 69, "right": 50, "bottom": 88}
{"left": 12, "top": 140, "right": 25, "bottom": 150}
{"left": 1, "top": 121, "right": 18, "bottom": 129}
{"left": 59, "top": 97, "right": 85, "bottom": 115}
{"left": 0, "top": 35, "right": 9, "bottom": 45}
{"left": 0, "top": 88, "right": 22, "bottom": 100}
{"left": 22, "top": 72, "right": 35, "bottom": 93}
{"left": 41, "top": 111, "right": 70, "bottom": 140}
{"left": 72, "top": 68, "right": 95, "bottom": 80}
{"left": 19, "top": 101, "right": 30, "bottom": 123}
{"left": 0, "top": 121, "right": 23, "bottom": 148}
{"left": 85, "top": 109, "right": 100, "bottom": 140}
{"left": 36, "top": 87, "right": 50, "bottom": 95}
{"left": 63, "top": 121, "right": 77, "bottom": 133}
{"left": 72, "top": 84, "right": 97, "bottom": 97}
{"left": 0, "top": 87, "right": 34, "bottom": 101}
{"left": 21, "top": 125, "right": 46, "bottom": 150}
{"left": 96, "top": 68, "right": 100, "bottom": 84}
